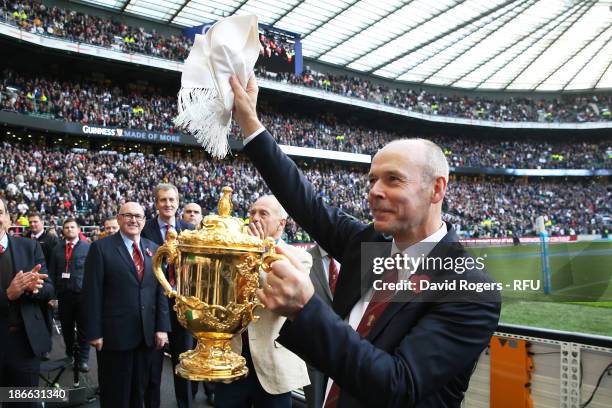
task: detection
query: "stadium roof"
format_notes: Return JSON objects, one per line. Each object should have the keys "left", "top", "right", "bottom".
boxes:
{"left": 79, "top": 0, "right": 612, "bottom": 91}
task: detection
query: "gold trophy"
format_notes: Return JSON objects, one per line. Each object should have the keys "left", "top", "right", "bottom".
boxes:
{"left": 152, "top": 186, "right": 283, "bottom": 382}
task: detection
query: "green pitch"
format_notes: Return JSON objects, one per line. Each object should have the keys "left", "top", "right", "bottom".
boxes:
{"left": 466, "top": 241, "right": 612, "bottom": 337}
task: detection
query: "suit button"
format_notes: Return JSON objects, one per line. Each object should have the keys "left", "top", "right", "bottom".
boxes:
{"left": 141, "top": 306, "right": 145, "bottom": 310}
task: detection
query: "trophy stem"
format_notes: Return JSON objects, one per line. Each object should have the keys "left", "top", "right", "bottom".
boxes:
{"left": 175, "top": 332, "right": 248, "bottom": 383}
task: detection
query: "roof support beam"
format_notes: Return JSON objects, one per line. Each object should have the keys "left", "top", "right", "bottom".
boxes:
{"left": 313, "top": 0, "right": 418, "bottom": 60}
{"left": 453, "top": 0, "right": 583, "bottom": 88}
{"left": 535, "top": 24, "right": 612, "bottom": 90}
{"left": 367, "top": 0, "right": 519, "bottom": 74}
{"left": 230, "top": 0, "right": 252, "bottom": 16}
{"left": 120, "top": 0, "right": 132, "bottom": 13}
{"left": 395, "top": 0, "right": 535, "bottom": 81}
{"left": 299, "top": 0, "right": 359, "bottom": 39}
{"left": 593, "top": 44, "right": 612, "bottom": 89}
{"left": 269, "top": 0, "right": 309, "bottom": 27}
{"left": 169, "top": 0, "right": 191, "bottom": 23}
{"left": 503, "top": 0, "right": 596, "bottom": 89}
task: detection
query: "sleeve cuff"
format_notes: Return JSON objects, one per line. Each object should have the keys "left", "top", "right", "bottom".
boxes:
{"left": 243, "top": 127, "right": 267, "bottom": 146}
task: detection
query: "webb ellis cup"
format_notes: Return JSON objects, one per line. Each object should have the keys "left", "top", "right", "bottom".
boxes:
{"left": 153, "top": 186, "right": 284, "bottom": 382}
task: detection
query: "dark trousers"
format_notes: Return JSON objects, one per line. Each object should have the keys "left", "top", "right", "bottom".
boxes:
{"left": 0, "top": 328, "right": 40, "bottom": 408}
{"left": 215, "top": 335, "right": 292, "bottom": 408}
{"left": 145, "top": 297, "right": 194, "bottom": 408}
{"left": 97, "top": 343, "right": 153, "bottom": 408}
{"left": 58, "top": 291, "right": 89, "bottom": 363}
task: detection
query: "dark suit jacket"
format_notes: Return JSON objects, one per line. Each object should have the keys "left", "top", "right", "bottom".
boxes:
{"left": 0, "top": 236, "right": 54, "bottom": 356}
{"left": 82, "top": 233, "right": 171, "bottom": 351}
{"left": 244, "top": 130, "right": 501, "bottom": 408}
{"left": 142, "top": 216, "right": 194, "bottom": 247}
{"left": 31, "top": 230, "right": 59, "bottom": 266}
{"left": 48, "top": 239, "right": 90, "bottom": 294}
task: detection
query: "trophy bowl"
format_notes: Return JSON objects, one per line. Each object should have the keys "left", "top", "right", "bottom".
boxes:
{"left": 152, "top": 186, "right": 283, "bottom": 382}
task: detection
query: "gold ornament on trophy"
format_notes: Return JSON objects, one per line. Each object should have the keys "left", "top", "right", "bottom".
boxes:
{"left": 152, "top": 186, "right": 284, "bottom": 382}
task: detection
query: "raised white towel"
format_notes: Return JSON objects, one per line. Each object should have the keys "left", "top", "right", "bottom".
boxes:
{"left": 174, "top": 14, "right": 260, "bottom": 158}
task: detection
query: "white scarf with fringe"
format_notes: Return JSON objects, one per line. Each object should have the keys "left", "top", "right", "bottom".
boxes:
{"left": 174, "top": 14, "right": 260, "bottom": 159}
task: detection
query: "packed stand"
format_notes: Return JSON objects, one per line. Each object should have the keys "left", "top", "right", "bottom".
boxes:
{"left": 258, "top": 68, "right": 612, "bottom": 123}
{"left": 1, "top": 141, "right": 610, "bottom": 241}
{"left": 1, "top": 0, "right": 191, "bottom": 60}
{"left": 2, "top": 1, "right": 611, "bottom": 124}
{"left": 1, "top": 69, "right": 177, "bottom": 132}
{"left": 2, "top": 69, "right": 611, "bottom": 170}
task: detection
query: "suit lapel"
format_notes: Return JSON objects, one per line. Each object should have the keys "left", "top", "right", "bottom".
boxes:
{"left": 334, "top": 237, "right": 391, "bottom": 319}
{"left": 7, "top": 236, "right": 22, "bottom": 275}
{"left": 58, "top": 241, "right": 67, "bottom": 272}
{"left": 146, "top": 217, "right": 164, "bottom": 245}
{"left": 366, "top": 225, "right": 460, "bottom": 341}
{"left": 311, "top": 249, "right": 333, "bottom": 304}
{"left": 141, "top": 240, "right": 154, "bottom": 286}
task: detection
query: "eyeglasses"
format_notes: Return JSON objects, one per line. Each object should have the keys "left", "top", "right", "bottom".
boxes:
{"left": 119, "top": 213, "right": 145, "bottom": 221}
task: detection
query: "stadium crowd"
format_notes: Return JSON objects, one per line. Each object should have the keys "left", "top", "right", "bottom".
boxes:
{"left": 1, "top": 0, "right": 611, "bottom": 124}
{"left": 257, "top": 68, "right": 612, "bottom": 123}
{"left": 2, "top": 69, "right": 611, "bottom": 169}
{"left": 1, "top": 140, "right": 609, "bottom": 241}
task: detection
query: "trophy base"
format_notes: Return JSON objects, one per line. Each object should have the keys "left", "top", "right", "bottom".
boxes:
{"left": 176, "top": 332, "right": 249, "bottom": 383}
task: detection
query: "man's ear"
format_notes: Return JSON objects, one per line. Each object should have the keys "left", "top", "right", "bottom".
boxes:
{"left": 279, "top": 218, "right": 287, "bottom": 231}
{"left": 431, "top": 176, "right": 447, "bottom": 204}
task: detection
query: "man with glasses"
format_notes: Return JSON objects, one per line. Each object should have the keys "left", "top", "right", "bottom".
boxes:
{"left": 141, "top": 184, "right": 200, "bottom": 408}
{"left": 83, "top": 202, "right": 170, "bottom": 408}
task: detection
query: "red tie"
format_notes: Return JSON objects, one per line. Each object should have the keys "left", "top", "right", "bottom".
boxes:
{"left": 0, "top": 244, "right": 5, "bottom": 254}
{"left": 65, "top": 242, "right": 74, "bottom": 272}
{"left": 324, "top": 268, "right": 398, "bottom": 408}
{"left": 328, "top": 256, "right": 339, "bottom": 295}
{"left": 132, "top": 243, "right": 144, "bottom": 282}
{"left": 165, "top": 225, "right": 176, "bottom": 287}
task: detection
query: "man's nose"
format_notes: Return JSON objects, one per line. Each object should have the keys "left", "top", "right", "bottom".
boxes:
{"left": 369, "top": 181, "right": 385, "bottom": 198}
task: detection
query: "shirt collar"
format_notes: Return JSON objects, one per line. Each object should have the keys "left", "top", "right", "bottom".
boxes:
{"left": 65, "top": 237, "right": 79, "bottom": 246}
{"left": 0, "top": 233, "right": 8, "bottom": 249}
{"left": 120, "top": 231, "right": 139, "bottom": 249}
{"left": 157, "top": 216, "right": 176, "bottom": 230}
{"left": 391, "top": 222, "right": 447, "bottom": 257}
{"left": 33, "top": 230, "right": 44, "bottom": 239}
{"left": 318, "top": 245, "right": 329, "bottom": 258}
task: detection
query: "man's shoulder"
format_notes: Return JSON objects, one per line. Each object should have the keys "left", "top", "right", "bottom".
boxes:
{"left": 77, "top": 239, "right": 91, "bottom": 250}
{"left": 179, "top": 219, "right": 195, "bottom": 231}
{"left": 143, "top": 217, "right": 158, "bottom": 230}
{"left": 141, "top": 236, "right": 159, "bottom": 251}
{"left": 9, "top": 235, "right": 37, "bottom": 250}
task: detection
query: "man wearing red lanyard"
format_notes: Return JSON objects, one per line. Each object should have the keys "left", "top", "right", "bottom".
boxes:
{"left": 48, "top": 218, "right": 91, "bottom": 372}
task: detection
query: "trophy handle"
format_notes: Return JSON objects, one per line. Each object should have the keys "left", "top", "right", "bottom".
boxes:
{"left": 261, "top": 239, "right": 288, "bottom": 272}
{"left": 153, "top": 234, "right": 179, "bottom": 297}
